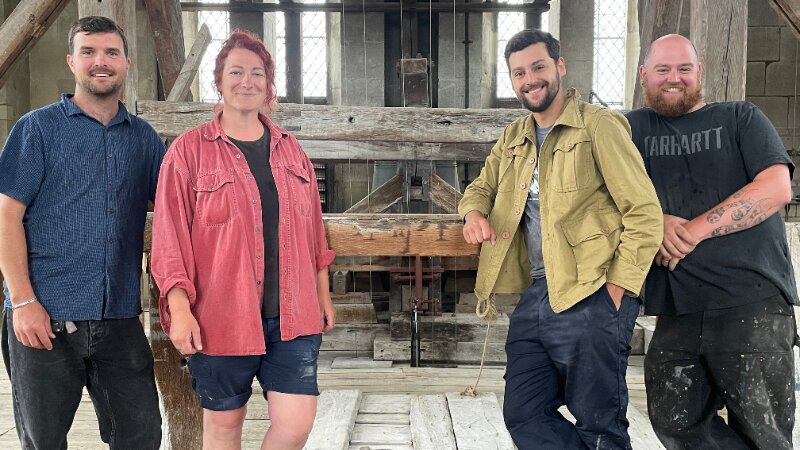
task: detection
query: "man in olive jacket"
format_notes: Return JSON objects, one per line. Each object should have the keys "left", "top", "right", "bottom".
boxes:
{"left": 459, "top": 30, "right": 662, "bottom": 450}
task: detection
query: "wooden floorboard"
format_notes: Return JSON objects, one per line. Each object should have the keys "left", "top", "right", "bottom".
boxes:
{"left": 0, "top": 350, "right": 668, "bottom": 449}
{"left": 446, "top": 392, "right": 515, "bottom": 450}
{"left": 409, "top": 394, "right": 457, "bottom": 450}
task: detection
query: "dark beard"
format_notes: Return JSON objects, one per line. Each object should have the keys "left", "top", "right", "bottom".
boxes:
{"left": 518, "top": 74, "right": 561, "bottom": 113}
{"left": 81, "top": 78, "right": 121, "bottom": 98}
{"left": 645, "top": 84, "right": 703, "bottom": 117}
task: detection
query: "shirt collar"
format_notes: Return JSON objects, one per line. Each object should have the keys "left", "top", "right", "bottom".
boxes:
{"left": 60, "top": 93, "right": 132, "bottom": 126}
{"left": 203, "top": 110, "right": 291, "bottom": 144}
{"left": 506, "top": 88, "right": 585, "bottom": 150}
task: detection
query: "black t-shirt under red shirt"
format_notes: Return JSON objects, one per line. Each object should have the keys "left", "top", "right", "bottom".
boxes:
{"left": 229, "top": 126, "right": 280, "bottom": 319}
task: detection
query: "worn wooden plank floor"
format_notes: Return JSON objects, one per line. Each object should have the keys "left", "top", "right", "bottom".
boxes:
{"left": 0, "top": 350, "right": 666, "bottom": 449}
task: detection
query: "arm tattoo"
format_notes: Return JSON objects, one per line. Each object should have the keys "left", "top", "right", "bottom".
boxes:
{"left": 707, "top": 196, "right": 772, "bottom": 237}
{"left": 707, "top": 192, "right": 747, "bottom": 223}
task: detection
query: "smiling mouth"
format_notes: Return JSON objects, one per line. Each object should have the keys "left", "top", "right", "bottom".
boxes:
{"left": 523, "top": 84, "right": 546, "bottom": 95}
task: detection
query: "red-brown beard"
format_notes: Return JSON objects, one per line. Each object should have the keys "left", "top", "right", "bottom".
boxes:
{"left": 644, "top": 83, "right": 703, "bottom": 117}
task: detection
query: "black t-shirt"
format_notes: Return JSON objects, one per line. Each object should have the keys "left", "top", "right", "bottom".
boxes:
{"left": 229, "top": 126, "right": 280, "bottom": 319}
{"left": 626, "top": 102, "right": 798, "bottom": 315}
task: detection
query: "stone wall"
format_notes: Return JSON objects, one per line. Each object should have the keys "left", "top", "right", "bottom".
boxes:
{"left": 746, "top": 0, "right": 800, "bottom": 175}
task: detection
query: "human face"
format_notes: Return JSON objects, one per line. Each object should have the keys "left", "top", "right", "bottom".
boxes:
{"left": 218, "top": 48, "right": 268, "bottom": 114}
{"left": 640, "top": 36, "right": 703, "bottom": 116}
{"left": 66, "top": 32, "right": 129, "bottom": 99}
{"left": 508, "top": 43, "right": 566, "bottom": 113}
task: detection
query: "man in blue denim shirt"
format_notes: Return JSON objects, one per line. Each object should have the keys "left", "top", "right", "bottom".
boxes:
{"left": 0, "top": 17, "right": 164, "bottom": 449}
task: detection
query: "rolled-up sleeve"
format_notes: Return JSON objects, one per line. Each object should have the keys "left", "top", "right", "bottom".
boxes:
{"left": 150, "top": 141, "right": 199, "bottom": 334}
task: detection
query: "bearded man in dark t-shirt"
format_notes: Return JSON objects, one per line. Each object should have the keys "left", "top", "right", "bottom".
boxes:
{"left": 626, "top": 34, "right": 798, "bottom": 450}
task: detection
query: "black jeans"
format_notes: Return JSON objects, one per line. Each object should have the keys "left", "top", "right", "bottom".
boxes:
{"left": 645, "top": 295, "right": 796, "bottom": 450}
{"left": 5, "top": 312, "right": 161, "bottom": 450}
{"left": 503, "top": 279, "right": 640, "bottom": 450}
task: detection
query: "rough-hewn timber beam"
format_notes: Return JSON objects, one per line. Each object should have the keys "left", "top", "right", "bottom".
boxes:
{"left": 300, "top": 140, "right": 492, "bottom": 162}
{"left": 691, "top": 0, "right": 747, "bottom": 102}
{"left": 633, "top": 0, "right": 684, "bottom": 108}
{"left": 144, "top": 213, "right": 479, "bottom": 257}
{"left": 0, "top": 0, "right": 71, "bottom": 89}
{"left": 429, "top": 173, "right": 463, "bottom": 214}
{"left": 143, "top": 0, "right": 186, "bottom": 99}
{"left": 166, "top": 23, "right": 211, "bottom": 102}
{"left": 344, "top": 174, "right": 404, "bottom": 213}
{"left": 137, "top": 100, "right": 524, "bottom": 143}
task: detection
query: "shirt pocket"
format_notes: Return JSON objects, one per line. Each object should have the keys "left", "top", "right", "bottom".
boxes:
{"left": 497, "top": 153, "right": 518, "bottom": 193}
{"left": 550, "top": 138, "right": 593, "bottom": 193}
{"left": 284, "top": 163, "right": 312, "bottom": 216}
{"left": 561, "top": 210, "right": 622, "bottom": 283}
{"left": 193, "top": 172, "right": 237, "bottom": 226}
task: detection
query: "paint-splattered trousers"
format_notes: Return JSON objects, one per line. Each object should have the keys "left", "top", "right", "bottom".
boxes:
{"left": 645, "top": 295, "right": 796, "bottom": 450}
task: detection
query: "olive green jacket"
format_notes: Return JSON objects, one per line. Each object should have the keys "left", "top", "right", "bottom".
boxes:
{"left": 458, "top": 89, "right": 663, "bottom": 312}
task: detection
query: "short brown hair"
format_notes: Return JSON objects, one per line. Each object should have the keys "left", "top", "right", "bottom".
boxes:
{"left": 68, "top": 16, "right": 129, "bottom": 57}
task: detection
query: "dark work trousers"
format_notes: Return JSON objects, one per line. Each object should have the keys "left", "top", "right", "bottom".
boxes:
{"left": 504, "top": 278, "right": 640, "bottom": 450}
{"left": 6, "top": 312, "right": 162, "bottom": 450}
{"left": 645, "top": 295, "right": 796, "bottom": 450}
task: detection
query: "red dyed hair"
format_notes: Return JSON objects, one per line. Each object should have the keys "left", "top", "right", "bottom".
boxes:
{"left": 213, "top": 30, "right": 277, "bottom": 112}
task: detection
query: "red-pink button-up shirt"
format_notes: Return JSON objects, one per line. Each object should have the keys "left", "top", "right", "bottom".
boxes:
{"left": 151, "top": 113, "right": 335, "bottom": 355}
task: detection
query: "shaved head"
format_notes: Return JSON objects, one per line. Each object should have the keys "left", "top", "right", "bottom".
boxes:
{"left": 639, "top": 34, "right": 704, "bottom": 116}
{"left": 644, "top": 34, "right": 700, "bottom": 67}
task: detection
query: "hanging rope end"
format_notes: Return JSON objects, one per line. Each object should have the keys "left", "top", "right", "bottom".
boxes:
{"left": 475, "top": 293, "right": 498, "bottom": 322}
{"left": 461, "top": 384, "right": 478, "bottom": 397}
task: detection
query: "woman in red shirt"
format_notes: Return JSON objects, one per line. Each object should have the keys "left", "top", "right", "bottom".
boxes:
{"left": 151, "top": 31, "right": 335, "bottom": 449}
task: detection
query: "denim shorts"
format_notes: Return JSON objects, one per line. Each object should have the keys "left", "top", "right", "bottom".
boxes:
{"left": 187, "top": 317, "right": 322, "bottom": 411}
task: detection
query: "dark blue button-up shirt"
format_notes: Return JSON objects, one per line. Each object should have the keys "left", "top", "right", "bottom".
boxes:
{"left": 0, "top": 94, "right": 165, "bottom": 320}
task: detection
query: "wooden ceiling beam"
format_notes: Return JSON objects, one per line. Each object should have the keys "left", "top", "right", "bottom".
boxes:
{"left": 0, "top": 0, "right": 71, "bottom": 90}
{"left": 137, "top": 100, "right": 524, "bottom": 143}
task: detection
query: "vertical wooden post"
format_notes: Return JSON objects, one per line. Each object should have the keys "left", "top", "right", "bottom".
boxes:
{"left": 146, "top": 266, "right": 203, "bottom": 450}
{"left": 690, "top": 0, "right": 748, "bottom": 102}
{"left": 77, "top": 0, "right": 138, "bottom": 108}
{"left": 633, "top": 0, "right": 684, "bottom": 108}
{"left": 142, "top": 0, "right": 186, "bottom": 100}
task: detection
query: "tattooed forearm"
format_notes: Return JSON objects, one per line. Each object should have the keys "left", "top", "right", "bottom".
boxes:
{"left": 707, "top": 199, "right": 753, "bottom": 223}
{"left": 710, "top": 214, "right": 769, "bottom": 236}
{"left": 708, "top": 197, "right": 771, "bottom": 237}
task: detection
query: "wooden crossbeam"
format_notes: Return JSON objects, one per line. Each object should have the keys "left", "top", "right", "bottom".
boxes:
{"left": 137, "top": 100, "right": 524, "bottom": 143}
{"left": 143, "top": 213, "right": 479, "bottom": 257}
{"left": 283, "top": 140, "right": 492, "bottom": 162}
{"left": 345, "top": 174, "right": 404, "bottom": 213}
{"left": 0, "top": 0, "right": 71, "bottom": 89}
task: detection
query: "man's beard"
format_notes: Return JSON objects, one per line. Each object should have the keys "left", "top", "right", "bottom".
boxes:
{"left": 517, "top": 73, "right": 561, "bottom": 113}
{"left": 80, "top": 76, "right": 122, "bottom": 98}
{"left": 644, "top": 82, "right": 703, "bottom": 117}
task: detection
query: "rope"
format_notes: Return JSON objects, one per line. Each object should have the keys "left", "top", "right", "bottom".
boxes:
{"left": 462, "top": 294, "right": 498, "bottom": 396}
{"left": 462, "top": 296, "right": 497, "bottom": 396}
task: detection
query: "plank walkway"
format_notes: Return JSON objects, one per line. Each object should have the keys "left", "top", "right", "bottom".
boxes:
{"left": 0, "top": 352, "right": 667, "bottom": 449}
